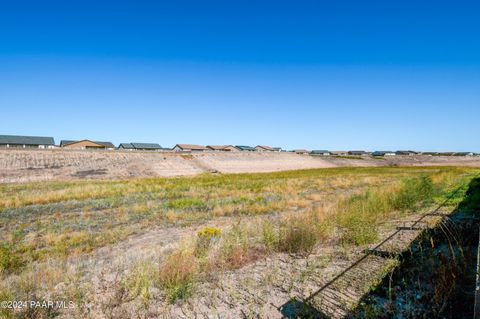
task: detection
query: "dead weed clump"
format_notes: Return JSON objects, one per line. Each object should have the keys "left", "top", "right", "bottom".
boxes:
{"left": 216, "top": 222, "right": 264, "bottom": 270}
{"left": 277, "top": 214, "right": 324, "bottom": 256}
{"left": 159, "top": 249, "right": 198, "bottom": 303}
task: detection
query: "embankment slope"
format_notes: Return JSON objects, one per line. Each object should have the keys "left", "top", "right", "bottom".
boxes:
{"left": 0, "top": 149, "right": 479, "bottom": 183}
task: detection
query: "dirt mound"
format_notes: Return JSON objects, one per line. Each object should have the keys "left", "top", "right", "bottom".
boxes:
{"left": 0, "top": 149, "right": 479, "bottom": 183}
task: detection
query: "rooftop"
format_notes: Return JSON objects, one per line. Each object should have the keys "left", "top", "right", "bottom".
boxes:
{"left": 60, "top": 140, "right": 115, "bottom": 148}
{"left": 0, "top": 135, "right": 55, "bottom": 146}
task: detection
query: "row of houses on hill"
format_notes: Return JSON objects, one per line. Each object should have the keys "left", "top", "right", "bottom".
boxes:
{"left": 172, "top": 144, "right": 282, "bottom": 152}
{"left": 0, "top": 135, "right": 477, "bottom": 156}
{"left": 0, "top": 135, "right": 284, "bottom": 152}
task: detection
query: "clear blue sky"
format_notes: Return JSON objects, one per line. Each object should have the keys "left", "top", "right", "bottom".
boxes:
{"left": 1, "top": 0, "right": 479, "bottom": 151}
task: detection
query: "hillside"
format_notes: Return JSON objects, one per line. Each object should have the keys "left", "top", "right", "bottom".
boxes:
{"left": 0, "top": 149, "right": 479, "bottom": 183}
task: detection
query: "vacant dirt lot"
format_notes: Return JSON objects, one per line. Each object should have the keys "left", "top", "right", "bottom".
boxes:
{"left": 0, "top": 149, "right": 479, "bottom": 183}
{"left": 1, "top": 167, "right": 478, "bottom": 319}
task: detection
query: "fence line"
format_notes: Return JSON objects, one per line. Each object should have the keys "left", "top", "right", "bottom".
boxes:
{"left": 294, "top": 173, "right": 479, "bottom": 313}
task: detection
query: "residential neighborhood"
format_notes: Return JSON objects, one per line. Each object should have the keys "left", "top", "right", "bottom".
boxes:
{"left": 0, "top": 134, "right": 477, "bottom": 156}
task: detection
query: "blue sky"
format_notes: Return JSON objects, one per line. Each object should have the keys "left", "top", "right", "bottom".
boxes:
{"left": 1, "top": 0, "right": 479, "bottom": 151}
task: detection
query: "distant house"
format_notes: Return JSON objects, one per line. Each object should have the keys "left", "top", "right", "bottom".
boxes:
{"left": 348, "top": 151, "right": 367, "bottom": 156}
{"left": 131, "top": 143, "right": 163, "bottom": 151}
{"left": 60, "top": 140, "right": 115, "bottom": 150}
{"left": 372, "top": 151, "right": 396, "bottom": 157}
{"left": 173, "top": 144, "right": 208, "bottom": 152}
{"left": 255, "top": 145, "right": 275, "bottom": 152}
{"left": 119, "top": 143, "right": 163, "bottom": 151}
{"left": 294, "top": 149, "right": 309, "bottom": 154}
{"left": 438, "top": 152, "right": 456, "bottom": 156}
{"left": 206, "top": 145, "right": 238, "bottom": 151}
{"left": 118, "top": 143, "right": 135, "bottom": 150}
{"left": 331, "top": 151, "right": 348, "bottom": 156}
{"left": 453, "top": 152, "right": 475, "bottom": 157}
{"left": 235, "top": 145, "right": 256, "bottom": 151}
{"left": 395, "top": 150, "right": 418, "bottom": 156}
{"left": 310, "top": 150, "right": 331, "bottom": 156}
{"left": 0, "top": 135, "right": 55, "bottom": 149}
{"left": 272, "top": 147, "right": 282, "bottom": 152}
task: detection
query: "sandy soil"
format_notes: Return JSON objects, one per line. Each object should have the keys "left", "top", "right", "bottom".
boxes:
{"left": 74, "top": 205, "right": 452, "bottom": 319}
{"left": 1, "top": 149, "right": 479, "bottom": 183}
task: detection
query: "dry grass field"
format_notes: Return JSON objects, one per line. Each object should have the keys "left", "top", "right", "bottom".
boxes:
{"left": 1, "top": 165, "right": 479, "bottom": 318}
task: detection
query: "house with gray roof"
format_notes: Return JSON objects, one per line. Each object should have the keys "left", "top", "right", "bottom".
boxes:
{"left": 453, "top": 152, "right": 475, "bottom": 157}
{"left": 235, "top": 145, "right": 256, "bottom": 151}
{"left": 255, "top": 145, "right": 274, "bottom": 152}
{"left": 310, "top": 150, "right": 331, "bottom": 156}
{"left": 372, "top": 151, "right": 396, "bottom": 157}
{"left": 173, "top": 144, "right": 208, "bottom": 152}
{"left": 118, "top": 143, "right": 163, "bottom": 151}
{"left": 118, "top": 143, "right": 135, "bottom": 150}
{"left": 348, "top": 150, "right": 368, "bottom": 156}
{"left": 0, "top": 135, "right": 55, "bottom": 149}
{"left": 395, "top": 150, "right": 418, "bottom": 156}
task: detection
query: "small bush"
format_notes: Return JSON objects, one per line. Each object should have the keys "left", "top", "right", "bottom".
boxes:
{"left": 0, "top": 244, "right": 23, "bottom": 273}
{"left": 197, "top": 227, "right": 221, "bottom": 239}
{"left": 277, "top": 216, "right": 320, "bottom": 255}
{"left": 195, "top": 227, "right": 221, "bottom": 256}
{"left": 159, "top": 250, "right": 197, "bottom": 303}
{"left": 218, "top": 223, "right": 260, "bottom": 269}
{"left": 336, "top": 191, "right": 381, "bottom": 245}
{"left": 262, "top": 221, "right": 279, "bottom": 251}
{"left": 124, "top": 261, "right": 158, "bottom": 303}
{"left": 339, "top": 212, "right": 378, "bottom": 246}
{"left": 338, "top": 176, "right": 436, "bottom": 246}
{"left": 0, "top": 288, "right": 14, "bottom": 319}
{"left": 392, "top": 175, "right": 434, "bottom": 211}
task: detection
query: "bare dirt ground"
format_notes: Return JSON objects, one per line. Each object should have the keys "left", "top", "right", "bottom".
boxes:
{"left": 75, "top": 205, "right": 452, "bottom": 319}
{"left": 1, "top": 149, "right": 479, "bottom": 183}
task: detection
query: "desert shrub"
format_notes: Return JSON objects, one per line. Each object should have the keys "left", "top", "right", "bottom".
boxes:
{"left": 218, "top": 223, "right": 260, "bottom": 269}
{"left": 336, "top": 191, "right": 383, "bottom": 245}
{"left": 262, "top": 221, "right": 279, "bottom": 251}
{"left": 277, "top": 216, "right": 320, "bottom": 255}
{"left": 195, "top": 227, "right": 221, "bottom": 256}
{"left": 159, "top": 250, "right": 197, "bottom": 303}
{"left": 197, "top": 226, "right": 221, "bottom": 239}
{"left": 338, "top": 212, "right": 378, "bottom": 246}
{"left": 124, "top": 260, "right": 158, "bottom": 303}
{"left": 338, "top": 176, "right": 436, "bottom": 245}
{"left": 0, "top": 244, "right": 23, "bottom": 273}
{"left": 458, "top": 177, "right": 480, "bottom": 213}
{"left": 0, "top": 288, "right": 14, "bottom": 319}
{"left": 392, "top": 175, "right": 434, "bottom": 211}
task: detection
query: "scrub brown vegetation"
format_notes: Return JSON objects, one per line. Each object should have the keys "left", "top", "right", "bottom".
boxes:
{"left": 0, "top": 166, "right": 478, "bottom": 318}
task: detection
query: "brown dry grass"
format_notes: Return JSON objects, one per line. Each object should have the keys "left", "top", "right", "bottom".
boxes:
{"left": 0, "top": 166, "right": 478, "bottom": 316}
